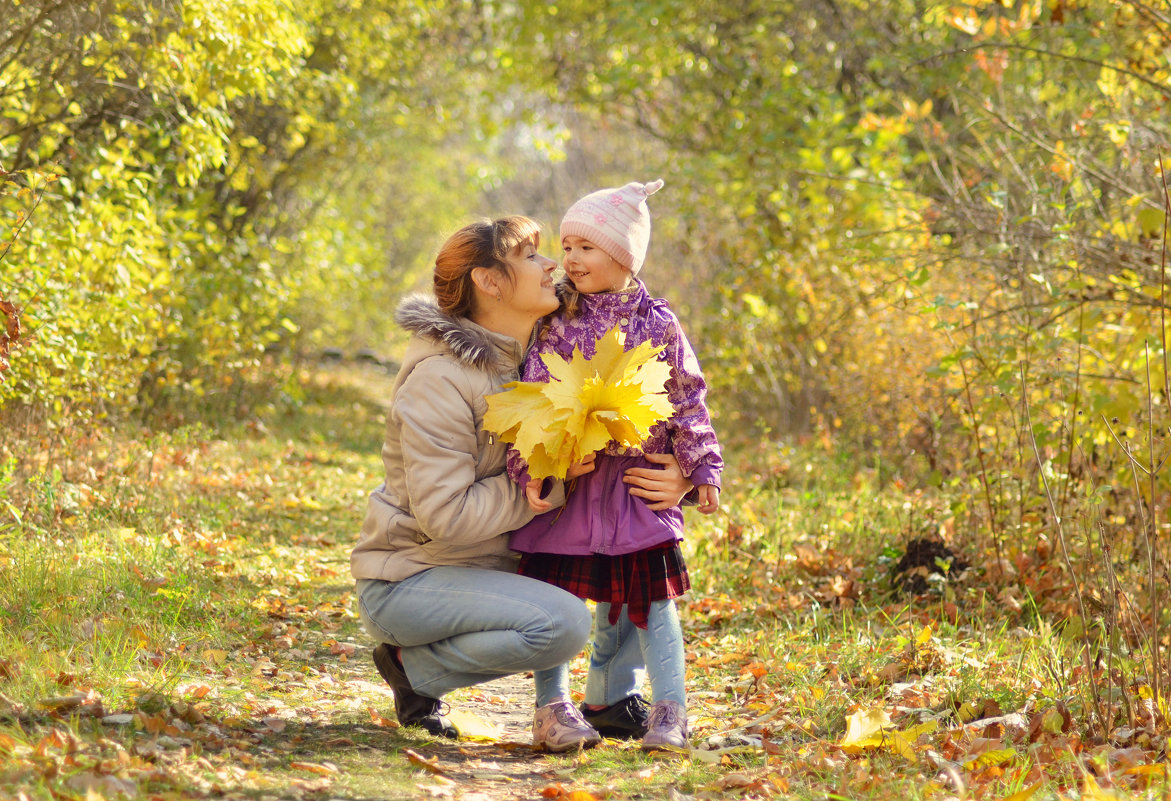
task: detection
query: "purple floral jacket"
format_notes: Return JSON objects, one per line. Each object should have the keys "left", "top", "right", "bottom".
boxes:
{"left": 506, "top": 280, "right": 723, "bottom": 491}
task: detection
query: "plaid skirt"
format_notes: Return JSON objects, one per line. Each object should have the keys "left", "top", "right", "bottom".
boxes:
{"left": 517, "top": 542, "right": 689, "bottom": 629}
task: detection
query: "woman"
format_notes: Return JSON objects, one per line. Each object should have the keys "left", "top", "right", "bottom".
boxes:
{"left": 351, "top": 216, "right": 693, "bottom": 744}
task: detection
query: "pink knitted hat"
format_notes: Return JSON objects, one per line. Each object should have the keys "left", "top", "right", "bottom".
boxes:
{"left": 559, "top": 179, "right": 664, "bottom": 275}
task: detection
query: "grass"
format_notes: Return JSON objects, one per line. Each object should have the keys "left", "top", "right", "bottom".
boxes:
{"left": 0, "top": 364, "right": 1169, "bottom": 799}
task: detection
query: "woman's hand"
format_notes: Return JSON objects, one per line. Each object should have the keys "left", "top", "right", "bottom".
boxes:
{"left": 622, "top": 452, "right": 693, "bottom": 511}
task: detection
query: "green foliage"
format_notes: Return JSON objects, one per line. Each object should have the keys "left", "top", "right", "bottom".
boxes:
{"left": 487, "top": 0, "right": 1171, "bottom": 563}
{"left": 4, "top": 366, "right": 1163, "bottom": 800}
{"left": 5, "top": 2, "right": 1171, "bottom": 796}
{"left": 4, "top": 1, "right": 1170, "bottom": 659}
{"left": 0, "top": 0, "right": 501, "bottom": 423}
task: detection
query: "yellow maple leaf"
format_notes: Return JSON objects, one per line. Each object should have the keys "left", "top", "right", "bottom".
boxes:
{"left": 483, "top": 381, "right": 550, "bottom": 441}
{"left": 962, "top": 746, "right": 1015, "bottom": 770}
{"left": 443, "top": 709, "right": 501, "bottom": 742}
{"left": 839, "top": 707, "right": 895, "bottom": 753}
{"left": 1080, "top": 775, "right": 1128, "bottom": 800}
{"left": 886, "top": 718, "right": 937, "bottom": 762}
{"left": 1001, "top": 781, "right": 1044, "bottom": 801}
{"left": 483, "top": 327, "right": 675, "bottom": 480}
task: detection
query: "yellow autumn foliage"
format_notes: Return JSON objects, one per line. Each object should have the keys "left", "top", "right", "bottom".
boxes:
{"left": 483, "top": 326, "right": 675, "bottom": 480}
{"left": 838, "top": 707, "right": 896, "bottom": 753}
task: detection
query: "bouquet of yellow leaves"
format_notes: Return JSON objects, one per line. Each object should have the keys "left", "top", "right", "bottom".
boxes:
{"left": 484, "top": 326, "right": 675, "bottom": 481}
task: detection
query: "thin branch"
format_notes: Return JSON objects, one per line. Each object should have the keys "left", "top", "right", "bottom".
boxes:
{"left": 1101, "top": 417, "right": 1153, "bottom": 477}
{"left": 956, "top": 92, "right": 1166, "bottom": 212}
{"left": 953, "top": 325, "right": 1003, "bottom": 572}
{"left": 1160, "top": 155, "right": 1170, "bottom": 411}
{"left": 912, "top": 42, "right": 1170, "bottom": 96}
{"left": 1022, "top": 362, "right": 1109, "bottom": 737}
{"left": 1119, "top": 0, "right": 1171, "bottom": 34}
{"left": 1141, "top": 344, "right": 1163, "bottom": 704}
{"left": 0, "top": 0, "right": 76, "bottom": 76}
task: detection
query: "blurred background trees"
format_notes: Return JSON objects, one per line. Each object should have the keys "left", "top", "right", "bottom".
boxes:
{"left": 3, "top": 0, "right": 1169, "bottom": 553}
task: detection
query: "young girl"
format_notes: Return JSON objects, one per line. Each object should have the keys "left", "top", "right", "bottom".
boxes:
{"left": 507, "top": 179, "right": 722, "bottom": 752}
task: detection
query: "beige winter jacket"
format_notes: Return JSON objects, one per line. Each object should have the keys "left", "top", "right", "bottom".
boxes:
{"left": 350, "top": 295, "right": 562, "bottom": 583}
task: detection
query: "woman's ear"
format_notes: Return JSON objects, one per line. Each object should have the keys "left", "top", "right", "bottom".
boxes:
{"left": 470, "top": 267, "right": 498, "bottom": 297}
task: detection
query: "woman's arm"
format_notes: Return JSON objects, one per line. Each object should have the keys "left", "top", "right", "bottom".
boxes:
{"left": 395, "top": 363, "right": 537, "bottom": 543}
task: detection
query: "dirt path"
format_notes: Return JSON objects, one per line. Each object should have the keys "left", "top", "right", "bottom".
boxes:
{"left": 270, "top": 643, "right": 615, "bottom": 800}
{"left": 388, "top": 672, "right": 572, "bottom": 799}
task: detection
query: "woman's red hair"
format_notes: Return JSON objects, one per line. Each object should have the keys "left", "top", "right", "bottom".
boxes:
{"left": 434, "top": 216, "right": 543, "bottom": 318}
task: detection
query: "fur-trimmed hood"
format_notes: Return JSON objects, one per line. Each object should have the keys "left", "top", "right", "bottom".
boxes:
{"left": 394, "top": 294, "right": 527, "bottom": 374}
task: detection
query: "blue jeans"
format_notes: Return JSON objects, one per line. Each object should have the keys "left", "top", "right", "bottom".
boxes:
{"left": 534, "top": 599, "right": 686, "bottom": 708}
{"left": 357, "top": 567, "right": 591, "bottom": 705}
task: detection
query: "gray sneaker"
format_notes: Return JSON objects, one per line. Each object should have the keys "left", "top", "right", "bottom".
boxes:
{"left": 532, "top": 700, "right": 602, "bottom": 752}
{"left": 640, "top": 700, "right": 688, "bottom": 751}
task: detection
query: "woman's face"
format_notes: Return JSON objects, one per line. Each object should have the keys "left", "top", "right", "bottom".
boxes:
{"left": 501, "top": 240, "right": 559, "bottom": 319}
{"left": 561, "top": 235, "right": 631, "bottom": 294}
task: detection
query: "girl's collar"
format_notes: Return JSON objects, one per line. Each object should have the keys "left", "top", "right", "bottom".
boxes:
{"left": 580, "top": 279, "right": 647, "bottom": 305}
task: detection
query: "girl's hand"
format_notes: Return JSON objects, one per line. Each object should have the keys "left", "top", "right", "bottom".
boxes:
{"left": 525, "top": 479, "right": 553, "bottom": 513}
{"left": 623, "top": 452, "right": 693, "bottom": 511}
{"left": 696, "top": 484, "right": 720, "bottom": 514}
{"left": 566, "top": 452, "right": 597, "bottom": 480}
{"left": 526, "top": 454, "right": 596, "bottom": 512}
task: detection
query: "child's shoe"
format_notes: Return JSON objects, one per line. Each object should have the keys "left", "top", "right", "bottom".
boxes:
{"left": 532, "top": 699, "right": 602, "bottom": 752}
{"left": 640, "top": 699, "right": 688, "bottom": 751}
{"left": 580, "top": 694, "right": 649, "bottom": 739}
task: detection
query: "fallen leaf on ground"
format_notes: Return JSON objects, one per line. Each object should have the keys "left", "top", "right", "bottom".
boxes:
{"left": 691, "top": 744, "right": 760, "bottom": 764}
{"left": 546, "top": 791, "right": 598, "bottom": 801}
{"left": 1126, "top": 763, "right": 1168, "bottom": 777}
{"left": 405, "top": 748, "right": 452, "bottom": 777}
{"left": 840, "top": 708, "right": 894, "bottom": 753}
{"left": 368, "top": 706, "right": 399, "bottom": 727}
{"left": 67, "top": 772, "right": 138, "bottom": 798}
{"left": 715, "top": 772, "right": 761, "bottom": 789}
{"left": 38, "top": 690, "right": 103, "bottom": 716}
{"left": 1002, "top": 780, "right": 1044, "bottom": 801}
{"left": 1081, "top": 775, "right": 1129, "bottom": 800}
{"left": 325, "top": 639, "right": 356, "bottom": 656}
{"left": 445, "top": 709, "right": 501, "bottom": 742}
{"left": 290, "top": 761, "right": 338, "bottom": 775}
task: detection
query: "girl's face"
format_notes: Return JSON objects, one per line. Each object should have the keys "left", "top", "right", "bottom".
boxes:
{"left": 501, "top": 239, "right": 559, "bottom": 318}
{"left": 561, "top": 236, "right": 631, "bottom": 294}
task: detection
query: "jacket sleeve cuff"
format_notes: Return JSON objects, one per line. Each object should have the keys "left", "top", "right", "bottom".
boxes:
{"left": 688, "top": 464, "right": 722, "bottom": 490}
{"left": 540, "top": 477, "right": 566, "bottom": 507}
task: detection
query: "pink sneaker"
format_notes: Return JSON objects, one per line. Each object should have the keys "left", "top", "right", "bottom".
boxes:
{"left": 640, "top": 700, "right": 688, "bottom": 751}
{"left": 532, "top": 700, "right": 602, "bottom": 752}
